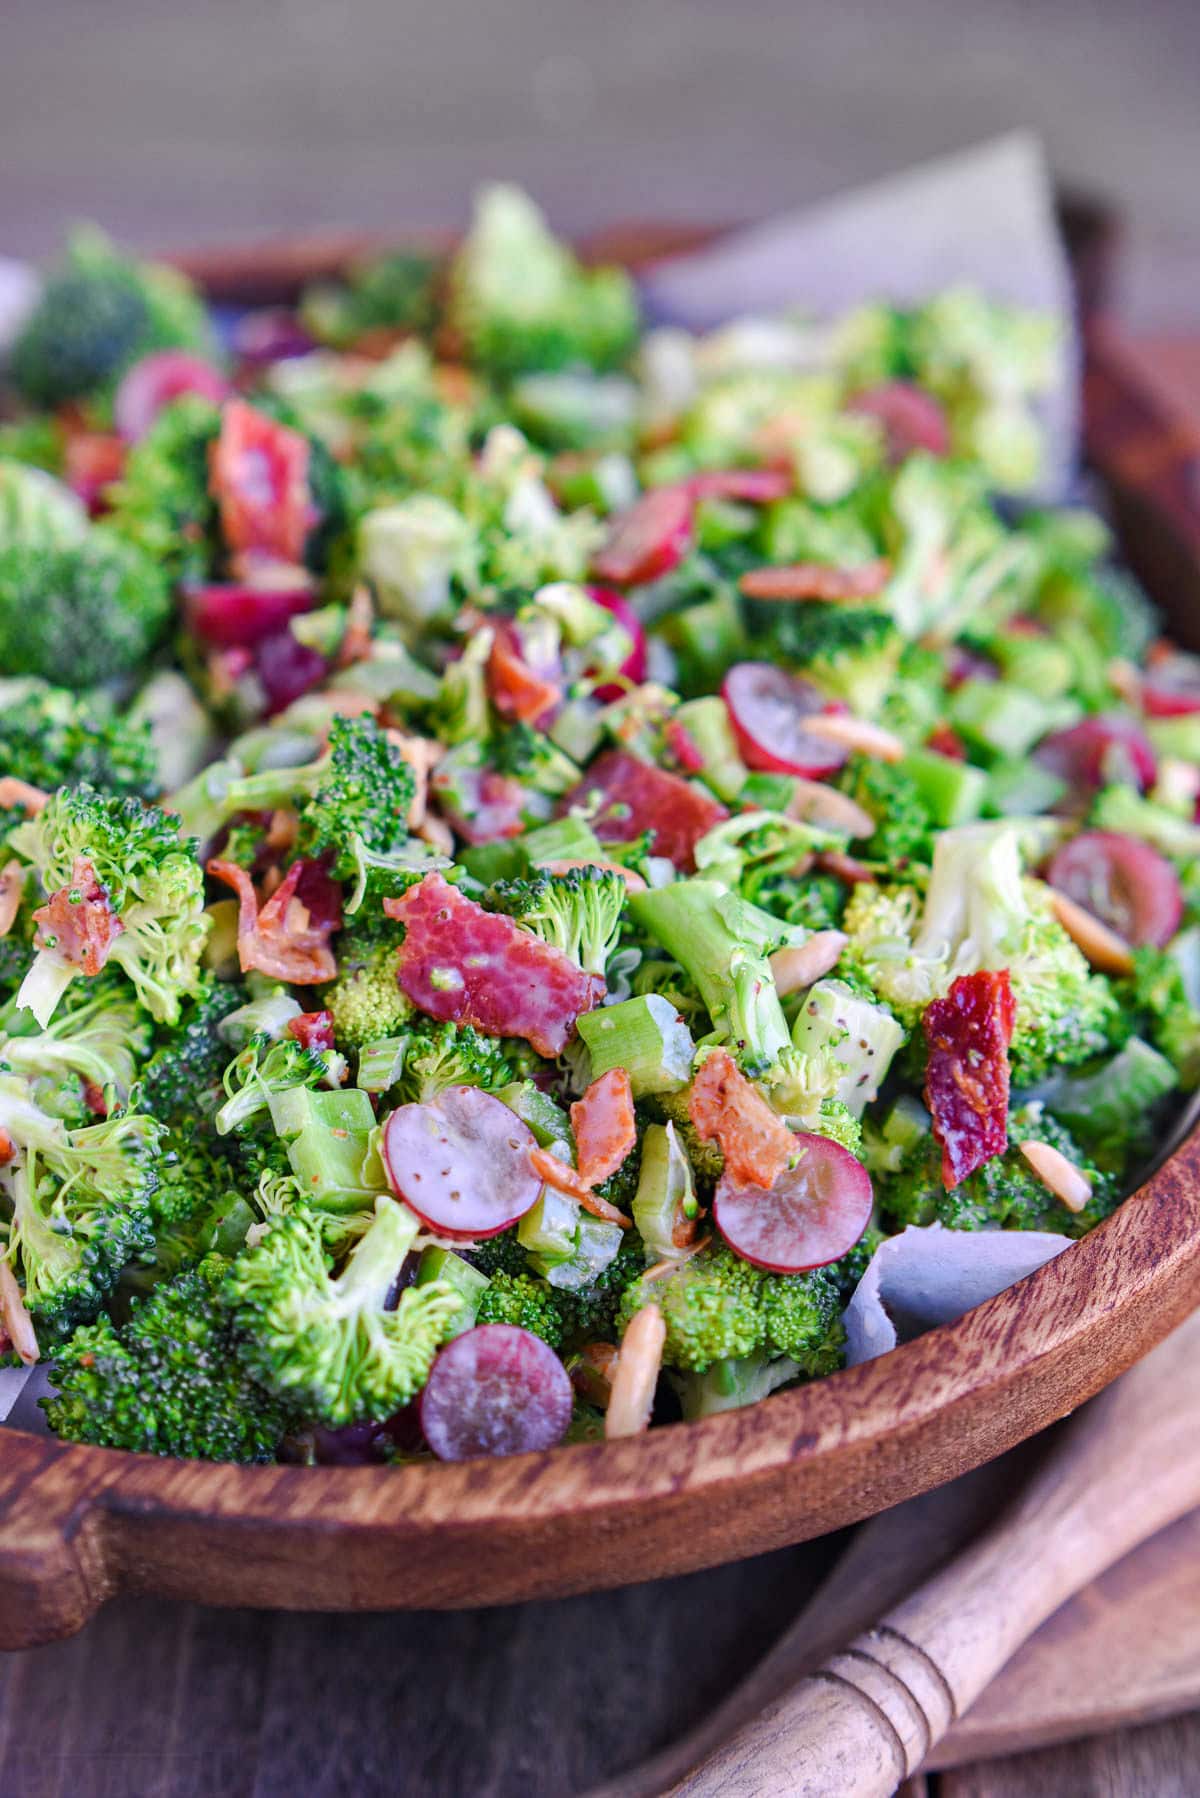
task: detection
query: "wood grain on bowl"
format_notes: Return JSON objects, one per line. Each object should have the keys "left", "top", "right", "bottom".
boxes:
{"left": 1, "top": 223, "right": 1198, "bottom": 1651}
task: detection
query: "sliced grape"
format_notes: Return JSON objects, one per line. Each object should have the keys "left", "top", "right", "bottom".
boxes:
{"left": 588, "top": 584, "right": 647, "bottom": 699}
{"left": 713, "top": 1134, "right": 873, "bottom": 1272}
{"left": 421, "top": 1324, "right": 573, "bottom": 1461}
{"left": 1035, "top": 715, "right": 1156, "bottom": 792}
{"left": 1142, "top": 650, "right": 1200, "bottom": 718}
{"left": 232, "top": 308, "right": 316, "bottom": 367}
{"left": 688, "top": 469, "right": 792, "bottom": 503}
{"left": 592, "top": 485, "right": 692, "bottom": 585}
{"left": 256, "top": 628, "right": 328, "bottom": 714}
{"left": 183, "top": 580, "right": 317, "bottom": 649}
{"left": 382, "top": 1086, "right": 542, "bottom": 1239}
{"left": 848, "top": 381, "right": 950, "bottom": 459}
{"left": 1046, "top": 830, "right": 1183, "bottom": 948}
{"left": 114, "top": 350, "right": 231, "bottom": 442}
{"left": 722, "top": 662, "right": 847, "bottom": 778}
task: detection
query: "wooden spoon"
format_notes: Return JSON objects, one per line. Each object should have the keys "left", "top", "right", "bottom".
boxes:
{"left": 599, "top": 1305, "right": 1200, "bottom": 1798}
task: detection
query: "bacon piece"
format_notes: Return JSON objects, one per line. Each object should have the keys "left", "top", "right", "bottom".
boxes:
{"left": 688, "top": 1048, "right": 795, "bottom": 1192}
{"left": 487, "top": 629, "right": 562, "bottom": 727}
{"left": 848, "top": 381, "right": 951, "bottom": 460}
{"left": 288, "top": 1010, "right": 336, "bottom": 1054}
{"left": 82, "top": 1082, "right": 108, "bottom": 1118}
{"left": 386, "top": 871, "right": 604, "bottom": 1058}
{"left": 663, "top": 718, "right": 706, "bottom": 774}
{"left": 927, "top": 724, "right": 967, "bottom": 762}
{"left": 0, "top": 861, "right": 24, "bottom": 939}
{"left": 0, "top": 778, "right": 49, "bottom": 815}
{"left": 0, "top": 1127, "right": 15, "bottom": 1167}
{"left": 739, "top": 559, "right": 891, "bottom": 603}
{"left": 923, "top": 970, "right": 1016, "bottom": 1189}
{"left": 207, "top": 855, "right": 341, "bottom": 985}
{"left": 561, "top": 748, "right": 727, "bottom": 873}
{"left": 571, "top": 1069, "right": 637, "bottom": 1190}
{"left": 32, "top": 856, "right": 123, "bottom": 976}
{"left": 592, "top": 485, "right": 693, "bottom": 586}
{"left": 209, "top": 398, "right": 315, "bottom": 565}
{"left": 431, "top": 763, "right": 528, "bottom": 846}
{"left": 64, "top": 430, "right": 126, "bottom": 514}
{"left": 529, "top": 1146, "right": 632, "bottom": 1225}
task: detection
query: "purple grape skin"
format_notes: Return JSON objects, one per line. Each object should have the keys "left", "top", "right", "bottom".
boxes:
{"left": 420, "top": 1324, "right": 573, "bottom": 1462}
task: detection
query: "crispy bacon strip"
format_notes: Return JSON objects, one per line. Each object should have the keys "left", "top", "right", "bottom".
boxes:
{"left": 209, "top": 398, "right": 315, "bottom": 564}
{"left": 924, "top": 970, "right": 1015, "bottom": 1189}
{"left": 32, "top": 856, "right": 123, "bottom": 975}
{"left": 529, "top": 1146, "right": 632, "bottom": 1226}
{"left": 688, "top": 1048, "right": 795, "bottom": 1191}
{"left": 571, "top": 1069, "right": 637, "bottom": 1190}
{"left": 207, "top": 856, "right": 340, "bottom": 985}
{"left": 739, "top": 558, "right": 891, "bottom": 603}
{"left": 487, "top": 632, "right": 562, "bottom": 726}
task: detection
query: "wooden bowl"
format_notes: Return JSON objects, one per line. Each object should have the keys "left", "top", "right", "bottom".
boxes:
{"left": 3, "top": 229, "right": 1199, "bottom": 1651}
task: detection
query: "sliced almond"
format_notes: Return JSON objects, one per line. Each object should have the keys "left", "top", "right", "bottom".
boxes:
{"left": 1019, "top": 1139, "right": 1093, "bottom": 1215}
{"left": 605, "top": 1302, "right": 667, "bottom": 1439}
{"left": 803, "top": 714, "right": 906, "bottom": 764}
{"left": 0, "top": 777, "right": 49, "bottom": 816}
{"left": 769, "top": 930, "right": 848, "bottom": 995}
{"left": 1048, "top": 889, "right": 1135, "bottom": 976}
{"left": 0, "top": 1260, "right": 39, "bottom": 1366}
{"left": 785, "top": 778, "right": 876, "bottom": 839}
{"left": 416, "top": 813, "right": 455, "bottom": 857}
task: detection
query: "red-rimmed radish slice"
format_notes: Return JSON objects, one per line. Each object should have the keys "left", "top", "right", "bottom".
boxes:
{"left": 848, "top": 381, "right": 950, "bottom": 459}
{"left": 1141, "top": 650, "right": 1200, "bottom": 718}
{"left": 722, "top": 662, "right": 848, "bottom": 778}
{"left": 592, "top": 485, "right": 693, "bottom": 585}
{"left": 420, "top": 1324, "right": 574, "bottom": 1461}
{"left": 1045, "top": 830, "right": 1183, "bottom": 948}
{"left": 382, "top": 1086, "right": 542, "bottom": 1239}
{"left": 588, "top": 585, "right": 648, "bottom": 689}
{"left": 713, "top": 1134, "right": 873, "bottom": 1273}
{"left": 688, "top": 468, "right": 792, "bottom": 503}
{"left": 1035, "top": 715, "right": 1157, "bottom": 792}
{"left": 114, "top": 350, "right": 231, "bottom": 442}
{"left": 183, "top": 579, "right": 317, "bottom": 649}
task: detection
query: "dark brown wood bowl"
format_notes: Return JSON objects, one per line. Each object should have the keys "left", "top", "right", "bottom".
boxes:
{"left": 3, "top": 225, "right": 1198, "bottom": 1652}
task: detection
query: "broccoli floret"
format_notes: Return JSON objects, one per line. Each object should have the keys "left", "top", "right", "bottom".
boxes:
{"left": 810, "top": 1098, "right": 865, "bottom": 1160}
{"left": 135, "top": 978, "right": 248, "bottom": 1129}
{"left": 842, "top": 822, "right": 1119, "bottom": 1084}
{"left": 487, "top": 866, "right": 626, "bottom": 978}
{"left": 448, "top": 185, "right": 638, "bottom": 378}
{"left": 225, "top": 1201, "right": 460, "bottom": 1426}
{"left": 1033, "top": 1035, "right": 1178, "bottom": 1178}
{"left": 838, "top": 753, "right": 936, "bottom": 866}
{"left": 547, "top": 1227, "right": 646, "bottom": 1347}
{"left": 0, "top": 679, "right": 159, "bottom": 799}
{"left": 650, "top": 1086, "right": 726, "bottom": 1190}
{"left": 475, "top": 1269, "right": 565, "bottom": 1347}
{"left": 0, "top": 1081, "right": 161, "bottom": 1338}
{"left": 43, "top": 1255, "right": 295, "bottom": 1462}
{"left": 105, "top": 395, "right": 222, "bottom": 582}
{"left": 0, "top": 531, "right": 172, "bottom": 690}
{"left": 395, "top": 1020, "right": 520, "bottom": 1105}
{"left": 691, "top": 810, "right": 845, "bottom": 903}
{"left": 464, "top": 1227, "right": 531, "bottom": 1279}
{"left": 762, "top": 605, "right": 903, "bottom": 718}
{"left": 120, "top": 1135, "right": 255, "bottom": 1301}
{"left": 670, "top": 1350, "right": 806, "bottom": 1419}
{"left": 754, "top": 871, "right": 849, "bottom": 935}
{"left": 8, "top": 229, "right": 212, "bottom": 409}
{"left": 617, "top": 1239, "right": 845, "bottom": 1374}
{"left": 1122, "top": 948, "right": 1200, "bottom": 1091}
{"left": 214, "top": 1035, "right": 342, "bottom": 1136}
{"left": 12, "top": 785, "right": 209, "bottom": 1026}
{"left": 0, "top": 460, "right": 87, "bottom": 547}
{"left": 301, "top": 249, "right": 439, "bottom": 348}
{"left": 324, "top": 940, "right": 412, "bottom": 1050}
{"left": 877, "top": 1102, "right": 1114, "bottom": 1237}
{"left": 0, "top": 974, "right": 151, "bottom": 1112}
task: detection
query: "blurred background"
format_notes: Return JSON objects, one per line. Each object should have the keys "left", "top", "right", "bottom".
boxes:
{"left": 2, "top": 0, "right": 1198, "bottom": 326}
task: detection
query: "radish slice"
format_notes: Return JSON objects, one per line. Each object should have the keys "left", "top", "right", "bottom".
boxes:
{"left": 688, "top": 468, "right": 792, "bottom": 503}
{"left": 592, "top": 485, "right": 693, "bottom": 585}
{"left": 1142, "top": 651, "right": 1200, "bottom": 718}
{"left": 588, "top": 585, "right": 647, "bottom": 698}
{"left": 713, "top": 1133, "right": 873, "bottom": 1273}
{"left": 183, "top": 580, "right": 317, "bottom": 649}
{"left": 1045, "top": 830, "right": 1183, "bottom": 948}
{"left": 382, "top": 1086, "right": 542, "bottom": 1239}
{"left": 1035, "top": 715, "right": 1156, "bottom": 792}
{"left": 722, "top": 662, "right": 848, "bottom": 778}
{"left": 114, "top": 350, "right": 231, "bottom": 442}
{"left": 421, "top": 1324, "right": 574, "bottom": 1461}
{"left": 848, "top": 381, "right": 950, "bottom": 460}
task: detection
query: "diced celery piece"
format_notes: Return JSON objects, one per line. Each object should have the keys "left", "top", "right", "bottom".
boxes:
{"left": 518, "top": 1185, "right": 581, "bottom": 1266}
{"left": 790, "top": 979, "right": 905, "bottom": 1116}
{"left": 287, "top": 1121, "right": 379, "bottom": 1211}
{"left": 522, "top": 814, "right": 605, "bottom": 865}
{"left": 739, "top": 771, "right": 799, "bottom": 812}
{"left": 674, "top": 1352, "right": 802, "bottom": 1420}
{"left": 356, "top": 1036, "right": 410, "bottom": 1093}
{"left": 990, "top": 632, "right": 1074, "bottom": 699}
{"left": 900, "top": 747, "right": 987, "bottom": 826}
{"left": 576, "top": 993, "right": 695, "bottom": 1097}
{"left": 311, "top": 1088, "right": 376, "bottom": 1132}
{"left": 949, "top": 680, "right": 1079, "bottom": 760}
{"left": 631, "top": 1121, "right": 696, "bottom": 1261}
{"left": 693, "top": 496, "right": 757, "bottom": 549}
{"left": 268, "top": 1086, "right": 318, "bottom": 1141}
{"left": 328, "top": 644, "right": 441, "bottom": 704}
{"left": 416, "top": 1246, "right": 488, "bottom": 1338}
{"left": 548, "top": 697, "right": 605, "bottom": 763}
{"left": 1147, "top": 716, "right": 1200, "bottom": 763}
{"left": 458, "top": 839, "right": 529, "bottom": 885}
{"left": 496, "top": 1079, "right": 573, "bottom": 1149}
{"left": 673, "top": 695, "right": 748, "bottom": 802}
{"left": 540, "top": 1216, "right": 625, "bottom": 1289}
{"left": 984, "top": 759, "right": 1067, "bottom": 818}
{"left": 660, "top": 589, "right": 745, "bottom": 690}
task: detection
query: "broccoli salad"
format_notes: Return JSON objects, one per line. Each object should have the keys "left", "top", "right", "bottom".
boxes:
{"left": 0, "top": 185, "right": 1197, "bottom": 1466}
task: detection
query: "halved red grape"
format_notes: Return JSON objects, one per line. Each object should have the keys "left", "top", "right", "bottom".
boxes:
{"left": 722, "top": 662, "right": 847, "bottom": 778}
{"left": 382, "top": 1086, "right": 541, "bottom": 1239}
{"left": 1141, "top": 650, "right": 1200, "bottom": 718}
{"left": 1045, "top": 830, "right": 1183, "bottom": 948}
{"left": 255, "top": 628, "right": 328, "bottom": 714}
{"left": 1035, "top": 715, "right": 1157, "bottom": 792}
{"left": 592, "top": 485, "right": 693, "bottom": 585}
{"left": 421, "top": 1324, "right": 573, "bottom": 1462}
{"left": 713, "top": 1134, "right": 873, "bottom": 1273}
{"left": 688, "top": 468, "right": 792, "bottom": 503}
{"left": 588, "top": 584, "right": 647, "bottom": 698}
{"left": 183, "top": 579, "right": 317, "bottom": 649}
{"left": 232, "top": 308, "right": 316, "bottom": 367}
{"left": 114, "top": 350, "right": 231, "bottom": 442}
{"left": 848, "top": 381, "right": 950, "bottom": 460}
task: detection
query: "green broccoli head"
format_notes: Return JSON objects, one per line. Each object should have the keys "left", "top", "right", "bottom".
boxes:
{"left": 487, "top": 866, "right": 626, "bottom": 978}
{"left": 300, "top": 248, "right": 439, "bottom": 348}
{"left": 0, "top": 531, "right": 172, "bottom": 690}
{"left": 120, "top": 1134, "right": 255, "bottom": 1301}
{"left": 324, "top": 939, "right": 412, "bottom": 1050}
{"left": 295, "top": 714, "right": 416, "bottom": 879}
{"left": 0, "top": 971, "right": 152, "bottom": 1113}
{"left": 394, "top": 1020, "right": 521, "bottom": 1105}
{"left": 1123, "top": 947, "right": 1200, "bottom": 1091}
{"left": 214, "top": 1034, "right": 341, "bottom": 1136}
{"left": 0, "top": 679, "right": 160, "bottom": 799}
{"left": 135, "top": 977, "right": 249, "bottom": 1129}
{"left": 11, "top": 785, "right": 209, "bottom": 1026}
{"left": 475, "top": 1269, "right": 565, "bottom": 1347}
{"left": 43, "top": 1255, "right": 296, "bottom": 1462}
{"left": 838, "top": 753, "right": 937, "bottom": 866}
{"left": 543, "top": 1227, "right": 646, "bottom": 1348}
{"left": 225, "top": 1200, "right": 460, "bottom": 1426}
{"left": 464, "top": 1227, "right": 531, "bottom": 1279}
{"left": 753, "top": 871, "right": 849, "bottom": 935}
{"left": 105, "top": 394, "right": 222, "bottom": 582}
{"left": 762, "top": 605, "right": 903, "bottom": 718}
{"left": 9, "top": 229, "right": 213, "bottom": 409}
